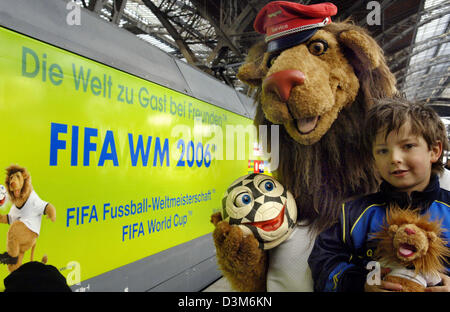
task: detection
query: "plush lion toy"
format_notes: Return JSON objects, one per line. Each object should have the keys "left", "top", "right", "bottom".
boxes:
{"left": 372, "top": 208, "right": 450, "bottom": 292}
{"left": 211, "top": 2, "right": 397, "bottom": 291}
{"left": 0, "top": 165, "right": 56, "bottom": 272}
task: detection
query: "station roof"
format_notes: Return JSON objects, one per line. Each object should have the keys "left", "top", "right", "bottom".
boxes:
{"left": 79, "top": 0, "right": 449, "bottom": 112}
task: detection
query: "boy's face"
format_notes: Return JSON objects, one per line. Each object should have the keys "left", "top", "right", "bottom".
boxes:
{"left": 373, "top": 121, "right": 442, "bottom": 194}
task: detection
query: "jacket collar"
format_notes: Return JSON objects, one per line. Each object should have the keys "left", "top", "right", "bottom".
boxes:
{"left": 379, "top": 174, "right": 440, "bottom": 210}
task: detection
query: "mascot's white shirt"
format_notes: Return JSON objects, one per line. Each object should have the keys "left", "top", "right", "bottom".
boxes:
{"left": 8, "top": 190, "right": 47, "bottom": 235}
{"left": 386, "top": 267, "right": 441, "bottom": 288}
{"left": 267, "top": 221, "right": 316, "bottom": 292}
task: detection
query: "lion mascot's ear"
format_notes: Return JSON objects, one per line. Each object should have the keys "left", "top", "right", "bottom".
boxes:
{"left": 338, "top": 27, "right": 397, "bottom": 104}
{"left": 237, "top": 41, "right": 269, "bottom": 128}
{"left": 427, "top": 231, "right": 438, "bottom": 243}
{"left": 339, "top": 29, "right": 381, "bottom": 71}
{"left": 388, "top": 224, "right": 398, "bottom": 236}
{"left": 237, "top": 41, "right": 268, "bottom": 88}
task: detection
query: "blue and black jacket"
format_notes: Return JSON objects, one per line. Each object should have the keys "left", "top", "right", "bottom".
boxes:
{"left": 308, "top": 174, "right": 450, "bottom": 292}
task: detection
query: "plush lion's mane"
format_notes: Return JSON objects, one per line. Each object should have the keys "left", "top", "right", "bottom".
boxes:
{"left": 252, "top": 21, "right": 396, "bottom": 233}
{"left": 373, "top": 207, "right": 450, "bottom": 275}
{"left": 5, "top": 165, "right": 32, "bottom": 205}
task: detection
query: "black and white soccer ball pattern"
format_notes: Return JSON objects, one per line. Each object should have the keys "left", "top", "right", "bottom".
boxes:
{"left": 222, "top": 173, "right": 297, "bottom": 250}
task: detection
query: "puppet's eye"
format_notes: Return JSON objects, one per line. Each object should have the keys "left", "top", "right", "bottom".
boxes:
{"left": 234, "top": 192, "right": 252, "bottom": 207}
{"left": 258, "top": 179, "right": 275, "bottom": 193}
{"left": 266, "top": 53, "right": 280, "bottom": 68}
{"left": 308, "top": 40, "right": 328, "bottom": 56}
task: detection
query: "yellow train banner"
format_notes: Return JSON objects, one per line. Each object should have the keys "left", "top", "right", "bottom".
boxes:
{"left": 0, "top": 26, "right": 261, "bottom": 287}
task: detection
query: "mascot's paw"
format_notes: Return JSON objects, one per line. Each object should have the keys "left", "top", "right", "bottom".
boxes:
{"left": 0, "top": 252, "right": 18, "bottom": 265}
{"left": 45, "top": 203, "right": 57, "bottom": 222}
{"left": 214, "top": 220, "right": 263, "bottom": 263}
{"left": 211, "top": 212, "right": 267, "bottom": 292}
{"left": 47, "top": 214, "right": 56, "bottom": 222}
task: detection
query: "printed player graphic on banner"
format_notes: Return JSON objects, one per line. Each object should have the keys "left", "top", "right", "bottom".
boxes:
{"left": 0, "top": 165, "right": 56, "bottom": 272}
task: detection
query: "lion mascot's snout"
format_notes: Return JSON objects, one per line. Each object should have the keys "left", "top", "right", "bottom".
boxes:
{"left": 262, "top": 69, "right": 306, "bottom": 102}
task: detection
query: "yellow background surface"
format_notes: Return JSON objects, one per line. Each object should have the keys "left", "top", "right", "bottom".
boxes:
{"left": 0, "top": 27, "right": 255, "bottom": 286}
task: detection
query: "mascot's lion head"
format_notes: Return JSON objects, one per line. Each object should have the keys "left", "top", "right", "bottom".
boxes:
{"left": 373, "top": 208, "right": 450, "bottom": 276}
{"left": 238, "top": 22, "right": 396, "bottom": 145}
{"left": 5, "top": 165, "right": 32, "bottom": 205}
{"left": 237, "top": 2, "right": 397, "bottom": 232}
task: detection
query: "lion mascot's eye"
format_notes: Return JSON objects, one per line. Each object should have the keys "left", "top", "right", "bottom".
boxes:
{"left": 234, "top": 192, "right": 252, "bottom": 207}
{"left": 308, "top": 40, "right": 328, "bottom": 56}
{"left": 258, "top": 179, "right": 275, "bottom": 193}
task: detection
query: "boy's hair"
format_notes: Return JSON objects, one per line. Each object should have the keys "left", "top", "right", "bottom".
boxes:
{"left": 364, "top": 97, "right": 449, "bottom": 174}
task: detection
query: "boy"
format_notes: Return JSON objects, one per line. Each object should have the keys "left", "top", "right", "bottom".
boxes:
{"left": 308, "top": 98, "right": 450, "bottom": 292}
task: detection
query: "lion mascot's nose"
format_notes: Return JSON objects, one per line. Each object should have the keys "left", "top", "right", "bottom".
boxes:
{"left": 262, "top": 69, "right": 306, "bottom": 102}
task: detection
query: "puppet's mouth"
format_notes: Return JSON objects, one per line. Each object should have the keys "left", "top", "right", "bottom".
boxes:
{"left": 250, "top": 205, "right": 285, "bottom": 232}
{"left": 0, "top": 197, "right": 5, "bottom": 206}
{"left": 297, "top": 116, "right": 320, "bottom": 134}
{"left": 398, "top": 243, "right": 417, "bottom": 258}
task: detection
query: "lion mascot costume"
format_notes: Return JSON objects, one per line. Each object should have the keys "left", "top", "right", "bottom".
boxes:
{"left": 0, "top": 165, "right": 56, "bottom": 272}
{"left": 211, "top": 2, "right": 398, "bottom": 291}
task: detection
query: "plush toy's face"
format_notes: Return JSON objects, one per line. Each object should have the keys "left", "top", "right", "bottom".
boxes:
{"left": 0, "top": 185, "right": 7, "bottom": 206}
{"left": 222, "top": 173, "right": 297, "bottom": 250}
{"left": 374, "top": 208, "right": 450, "bottom": 275}
{"left": 390, "top": 223, "right": 432, "bottom": 262}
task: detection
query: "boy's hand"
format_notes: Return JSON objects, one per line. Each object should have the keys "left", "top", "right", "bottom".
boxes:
{"left": 365, "top": 280, "right": 403, "bottom": 292}
{"left": 425, "top": 273, "right": 450, "bottom": 292}
{"left": 365, "top": 268, "right": 403, "bottom": 292}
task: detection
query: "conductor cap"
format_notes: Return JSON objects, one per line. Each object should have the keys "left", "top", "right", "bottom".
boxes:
{"left": 254, "top": 1, "right": 338, "bottom": 52}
